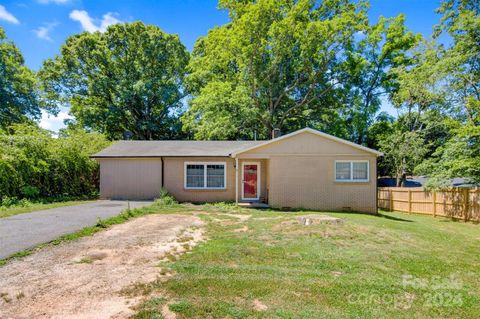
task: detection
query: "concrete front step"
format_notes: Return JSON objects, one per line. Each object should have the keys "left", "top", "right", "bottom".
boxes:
{"left": 238, "top": 202, "right": 270, "bottom": 209}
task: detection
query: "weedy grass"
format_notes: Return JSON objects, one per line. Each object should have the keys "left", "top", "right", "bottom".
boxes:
{"left": 133, "top": 208, "right": 480, "bottom": 319}
{"left": 75, "top": 256, "right": 93, "bottom": 264}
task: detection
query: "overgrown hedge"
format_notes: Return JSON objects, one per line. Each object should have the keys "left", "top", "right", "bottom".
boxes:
{"left": 0, "top": 123, "right": 110, "bottom": 203}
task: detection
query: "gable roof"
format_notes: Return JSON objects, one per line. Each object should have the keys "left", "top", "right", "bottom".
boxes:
{"left": 91, "top": 128, "right": 383, "bottom": 158}
{"left": 91, "top": 140, "right": 265, "bottom": 158}
{"left": 230, "top": 128, "right": 383, "bottom": 156}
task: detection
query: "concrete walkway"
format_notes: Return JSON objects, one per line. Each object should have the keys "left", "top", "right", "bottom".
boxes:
{"left": 0, "top": 200, "right": 152, "bottom": 259}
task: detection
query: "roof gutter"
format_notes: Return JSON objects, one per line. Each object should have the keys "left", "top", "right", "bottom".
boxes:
{"left": 90, "top": 155, "right": 234, "bottom": 159}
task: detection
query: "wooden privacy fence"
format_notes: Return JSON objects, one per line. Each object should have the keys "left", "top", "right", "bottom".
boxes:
{"left": 378, "top": 187, "right": 480, "bottom": 222}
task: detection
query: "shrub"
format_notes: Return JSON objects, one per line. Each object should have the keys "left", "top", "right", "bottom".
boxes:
{"left": 1, "top": 196, "right": 18, "bottom": 207}
{"left": 0, "top": 123, "right": 110, "bottom": 200}
{"left": 155, "top": 188, "right": 179, "bottom": 207}
{"left": 21, "top": 186, "right": 40, "bottom": 199}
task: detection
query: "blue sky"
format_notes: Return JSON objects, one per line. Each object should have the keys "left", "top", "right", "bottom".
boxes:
{"left": 0, "top": 0, "right": 443, "bottom": 132}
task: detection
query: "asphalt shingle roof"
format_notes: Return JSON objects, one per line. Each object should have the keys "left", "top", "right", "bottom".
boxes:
{"left": 91, "top": 140, "right": 266, "bottom": 158}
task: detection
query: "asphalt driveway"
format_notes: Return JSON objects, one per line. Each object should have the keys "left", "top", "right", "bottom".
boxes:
{"left": 0, "top": 200, "right": 152, "bottom": 259}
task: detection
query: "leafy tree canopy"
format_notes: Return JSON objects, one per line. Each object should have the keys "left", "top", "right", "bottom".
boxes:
{"left": 397, "top": 0, "right": 480, "bottom": 186}
{"left": 183, "top": 0, "right": 370, "bottom": 140}
{"left": 339, "top": 13, "right": 420, "bottom": 144}
{"left": 0, "top": 27, "right": 44, "bottom": 130}
{"left": 39, "top": 22, "right": 190, "bottom": 140}
{"left": 378, "top": 127, "right": 428, "bottom": 186}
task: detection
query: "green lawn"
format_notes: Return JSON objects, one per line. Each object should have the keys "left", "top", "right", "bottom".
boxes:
{"left": 0, "top": 200, "right": 93, "bottom": 219}
{"left": 133, "top": 205, "right": 480, "bottom": 319}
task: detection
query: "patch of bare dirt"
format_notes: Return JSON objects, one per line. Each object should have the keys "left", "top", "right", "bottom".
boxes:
{"left": 253, "top": 299, "right": 268, "bottom": 311}
{"left": 0, "top": 213, "right": 204, "bottom": 319}
{"left": 221, "top": 213, "right": 252, "bottom": 222}
{"left": 252, "top": 216, "right": 284, "bottom": 221}
{"left": 298, "top": 215, "right": 344, "bottom": 225}
{"left": 161, "top": 303, "right": 177, "bottom": 319}
{"left": 233, "top": 225, "right": 249, "bottom": 233}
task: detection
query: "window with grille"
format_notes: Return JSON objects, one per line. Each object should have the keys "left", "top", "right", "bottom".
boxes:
{"left": 335, "top": 161, "right": 369, "bottom": 182}
{"left": 185, "top": 162, "right": 226, "bottom": 189}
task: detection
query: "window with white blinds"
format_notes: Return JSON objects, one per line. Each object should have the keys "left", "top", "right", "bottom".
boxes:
{"left": 185, "top": 162, "right": 226, "bottom": 189}
{"left": 335, "top": 161, "right": 369, "bottom": 182}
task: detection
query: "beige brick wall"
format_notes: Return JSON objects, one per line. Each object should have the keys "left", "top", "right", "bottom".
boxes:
{"left": 267, "top": 155, "right": 377, "bottom": 213}
{"left": 237, "top": 131, "right": 378, "bottom": 213}
{"left": 240, "top": 130, "right": 369, "bottom": 157}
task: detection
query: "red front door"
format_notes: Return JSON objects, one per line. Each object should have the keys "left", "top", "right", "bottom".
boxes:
{"left": 243, "top": 164, "right": 258, "bottom": 199}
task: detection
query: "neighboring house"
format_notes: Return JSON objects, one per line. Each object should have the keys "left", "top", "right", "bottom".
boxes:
{"left": 378, "top": 176, "right": 477, "bottom": 188}
{"left": 91, "top": 128, "right": 383, "bottom": 213}
{"left": 377, "top": 178, "right": 423, "bottom": 188}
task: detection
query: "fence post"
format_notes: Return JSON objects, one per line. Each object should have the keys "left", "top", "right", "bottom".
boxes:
{"left": 408, "top": 189, "right": 412, "bottom": 214}
{"left": 464, "top": 188, "right": 469, "bottom": 222}
{"left": 432, "top": 191, "right": 437, "bottom": 218}
{"left": 389, "top": 189, "right": 393, "bottom": 211}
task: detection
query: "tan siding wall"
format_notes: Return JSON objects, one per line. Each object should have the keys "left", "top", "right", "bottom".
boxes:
{"left": 163, "top": 157, "right": 235, "bottom": 203}
{"left": 267, "top": 155, "right": 377, "bottom": 213}
{"left": 99, "top": 158, "right": 162, "bottom": 200}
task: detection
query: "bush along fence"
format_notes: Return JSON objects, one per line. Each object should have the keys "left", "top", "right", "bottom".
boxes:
{"left": 378, "top": 187, "right": 480, "bottom": 222}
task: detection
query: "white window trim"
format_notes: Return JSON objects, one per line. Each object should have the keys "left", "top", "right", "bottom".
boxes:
{"left": 184, "top": 162, "right": 227, "bottom": 190}
{"left": 334, "top": 160, "right": 369, "bottom": 182}
{"left": 241, "top": 161, "right": 261, "bottom": 201}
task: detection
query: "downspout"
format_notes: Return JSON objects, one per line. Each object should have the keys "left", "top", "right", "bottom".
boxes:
{"left": 235, "top": 157, "right": 239, "bottom": 205}
{"left": 161, "top": 157, "right": 164, "bottom": 189}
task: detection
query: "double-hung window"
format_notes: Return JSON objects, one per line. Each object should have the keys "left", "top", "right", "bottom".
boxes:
{"left": 185, "top": 162, "right": 226, "bottom": 189}
{"left": 335, "top": 160, "right": 369, "bottom": 182}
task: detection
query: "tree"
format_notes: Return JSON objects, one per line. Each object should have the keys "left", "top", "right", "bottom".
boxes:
{"left": 435, "top": 0, "right": 479, "bottom": 120}
{"left": 0, "top": 27, "right": 43, "bottom": 129}
{"left": 39, "top": 22, "right": 190, "bottom": 140}
{"left": 183, "top": 0, "right": 368, "bottom": 140}
{"left": 395, "top": 0, "right": 480, "bottom": 186}
{"left": 419, "top": 124, "right": 480, "bottom": 189}
{"left": 340, "top": 14, "right": 420, "bottom": 145}
{"left": 366, "top": 112, "right": 394, "bottom": 148}
{"left": 378, "top": 128, "right": 427, "bottom": 186}
{"left": 390, "top": 42, "right": 449, "bottom": 131}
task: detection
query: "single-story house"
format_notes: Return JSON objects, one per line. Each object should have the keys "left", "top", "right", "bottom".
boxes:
{"left": 91, "top": 128, "right": 383, "bottom": 213}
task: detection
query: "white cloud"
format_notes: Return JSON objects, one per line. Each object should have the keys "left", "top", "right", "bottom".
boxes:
{"left": 99, "top": 12, "right": 121, "bottom": 32}
{"left": 69, "top": 10, "right": 121, "bottom": 33}
{"left": 37, "top": 0, "right": 70, "bottom": 4}
{"left": 33, "top": 22, "right": 58, "bottom": 41}
{"left": 353, "top": 30, "right": 366, "bottom": 40}
{"left": 40, "top": 111, "right": 72, "bottom": 131}
{"left": 0, "top": 5, "right": 19, "bottom": 24}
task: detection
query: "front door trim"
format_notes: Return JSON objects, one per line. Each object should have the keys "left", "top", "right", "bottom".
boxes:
{"left": 241, "top": 161, "right": 261, "bottom": 201}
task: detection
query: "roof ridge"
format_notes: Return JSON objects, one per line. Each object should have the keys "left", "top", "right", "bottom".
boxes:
{"left": 91, "top": 139, "right": 265, "bottom": 158}
{"left": 115, "top": 140, "right": 265, "bottom": 142}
